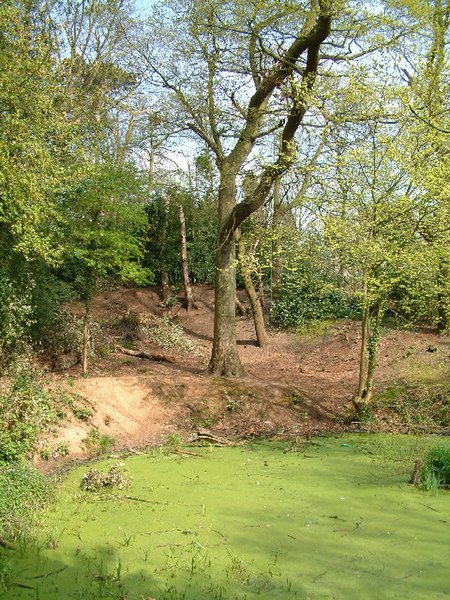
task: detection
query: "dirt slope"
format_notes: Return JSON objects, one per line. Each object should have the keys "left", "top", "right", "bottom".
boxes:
{"left": 37, "top": 285, "right": 450, "bottom": 470}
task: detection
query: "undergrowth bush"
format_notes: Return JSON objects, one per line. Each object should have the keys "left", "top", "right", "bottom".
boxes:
{"left": 0, "top": 276, "right": 34, "bottom": 372}
{"left": 271, "top": 266, "right": 358, "bottom": 330}
{"left": 372, "top": 385, "right": 450, "bottom": 432}
{"left": 134, "top": 314, "right": 201, "bottom": 355}
{"left": 0, "top": 461, "right": 53, "bottom": 543}
{"left": 39, "top": 308, "right": 107, "bottom": 360}
{"left": 421, "top": 446, "right": 450, "bottom": 492}
{"left": 148, "top": 316, "right": 200, "bottom": 354}
{"left": 82, "top": 427, "right": 116, "bottom": 457}
{"left": 0, "top": 374, "right": 59, "bottom": 462}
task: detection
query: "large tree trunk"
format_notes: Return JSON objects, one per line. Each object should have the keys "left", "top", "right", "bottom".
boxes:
{"left": 207, "top": 5, "right": 332, "bottom": 376}
{"left": 209, "top": 171, "right": 244, "bottom": 376}
{"left": 236, "top": 229, "right": 268, "bottom": 348}
{"left": 178, "top": 204, "right": 196, "bottom": 310}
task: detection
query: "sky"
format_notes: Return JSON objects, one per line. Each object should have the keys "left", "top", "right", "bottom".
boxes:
{"left": 134, "top": 0, "right": 157, "bottom": 17}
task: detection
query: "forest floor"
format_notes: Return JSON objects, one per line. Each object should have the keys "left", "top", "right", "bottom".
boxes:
{"left": 36, "top": 285, "right": 450, "bottom": 471}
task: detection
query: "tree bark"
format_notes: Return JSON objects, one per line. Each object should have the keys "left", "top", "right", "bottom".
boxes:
{"left": 161, "top": 270, "right": 171, "bottom": 303}
{"left": 354, "top": 278, "right": 370, "bottom": 407}
{"left": 178, "top": 204, "right": 196, "bottom": 310}
{"left": 271, "top": 177, "right": 283, "bottom": 298}
{"left": 206, "top": 4, "right": 332, "bottom": 375}
{"left": 364, "top": 299, "right": 384, "bottom": 404}
{"left": 235, "top": 296, "right": 246, "bottom": 316}
{"left": 160, "top": 194, "right": 172, "bottom": 303}
{"left": 236, "top": 229, "right": 268, "bottom": 348}
{"left": 82, "top": 297, "right": 91, "bottom": 375}
{"left": 209, "top": 170, "right": 244, "bottom": 376}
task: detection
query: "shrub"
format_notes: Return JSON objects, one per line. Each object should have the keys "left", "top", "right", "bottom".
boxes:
{"left": 421, "top": 446, "right": 450, "bottom": 492}
{"left": 0, "top": 275, "right": 34, "bottom": 371}
{"left": 0, "top": 374, "right": 59, "bottom": 463}
{"left": 82, "top": 428, "right": 116, "bottom": 456}
{"left": 271, "top": 264, "right": 358, "bottom": 330}
{"left": 138, "top": 314, "right": 201, "bottom": 355}
{"left": 0, "top": 462, "right": 53, "bottom": 543}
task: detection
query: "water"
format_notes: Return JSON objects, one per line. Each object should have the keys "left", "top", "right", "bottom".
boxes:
{"left": 4, "top": 436, "right": 450, "bottom": 599}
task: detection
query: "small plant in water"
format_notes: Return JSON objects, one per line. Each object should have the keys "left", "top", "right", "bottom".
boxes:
{"left": 421, "top": 445, "right": 450, "bottom": 492}
{"left": 80, "top": 465, "right": 131, "bottom": 492}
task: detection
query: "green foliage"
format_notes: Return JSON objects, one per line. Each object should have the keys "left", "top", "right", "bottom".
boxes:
{"left": 82, "top": 428, "right": 116, "bottom": 457}
{"left": 28, "top": 266, "right": 76, "bottom": 345}
{"left": 0, "top": 1, "right": 72, "bottom": 263}
{"left": 0, "top": 374, "right": 59, "bottom": 463}
{"left": 421, "top": 446, "right": 450, "bottom": 492}
{"left": 61, "top": 162, "right": 150, "bottom": 296}
{"left": 144, "top": 188, "right": 217, "bottom": 286}
{"left": 73, "top": 406, "right": 94, "bottom": 421}
{"left": 272, "top": 259, "right": 357, "bottom": 329}
{"left": 372, "top": 385, "right": 450, "bottom": 432}
{"left": 167, "top": 433, "right": 182, "bottom": 450}
{"left": 0, "top": 461, "right": 53, "bottom": 543}
{"left": 0, "top": 273, "right": 34, "bottom": 369}
{"left": 141, "top": 314, "right": 202, "bottom": 355}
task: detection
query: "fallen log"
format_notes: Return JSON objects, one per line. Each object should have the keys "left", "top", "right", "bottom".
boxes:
{"left": 189, "top": 428, "right": 235, "bottom": 446}
{"left": 116, "top": 346, "right": 175, "bottom": 363}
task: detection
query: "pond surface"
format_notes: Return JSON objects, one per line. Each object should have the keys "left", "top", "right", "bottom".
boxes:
{"left": 4, "top": 436, "right": 450, "bottom": 599}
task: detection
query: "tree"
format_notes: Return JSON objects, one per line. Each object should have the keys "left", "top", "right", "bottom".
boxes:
{"left": 61, "top": 162, "right": 149, "bottom": 373}
{"left": 0, "top": 0, "right": 71, "bottom": 367}
{"left": 401, "top": 0, "right": 450, "bottom": 331}
{"left": 324, "top": 120, "right": 422, "bottom": 407}
{"left": 137, "top": 0, "right": 333, "bottom": 374}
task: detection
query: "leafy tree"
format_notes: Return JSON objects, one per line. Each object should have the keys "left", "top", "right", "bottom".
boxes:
{"left": 400, "top": 0, "right": 450, "bottom": 331}
{"left": 0, "top": 0, "right": 72, "bottom": 367}
{"left": 137, "top": 0, "right": 333, "bottom": 374}
{"left": 61, "top": 162, "right": 149, "bottom": 372}
{"left": 323, "top": 119, "right": 425, "bottom": 407}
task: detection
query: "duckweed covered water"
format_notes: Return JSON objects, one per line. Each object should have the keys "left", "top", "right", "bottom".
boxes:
{"left": 3, "top": 436, "right": 450, "bottom": 599}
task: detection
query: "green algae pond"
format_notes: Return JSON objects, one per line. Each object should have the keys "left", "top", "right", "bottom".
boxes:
{"left": 3, "top": 435, "right": 450, "bottom": 600}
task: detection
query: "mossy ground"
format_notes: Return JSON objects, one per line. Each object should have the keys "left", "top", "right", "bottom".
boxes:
{"left": 3, "top": 436, "right": 450, "bottom": 600}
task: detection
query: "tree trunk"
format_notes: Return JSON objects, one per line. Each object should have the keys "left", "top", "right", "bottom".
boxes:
{"left": 236, "top": 229, "right": 268, "bottom": 348}
{"left": 354, "top": 288, "right": 370, "bottom": 407}
{"left": 436, "top": 259, "right": 449, "bottom": 332}
{"left": 161, "top": 270, "right": 171, "bottom": 304}
{"left": 271, "top": 177, "right": 283, "bottom": 298}
{"left": 178, "top": 204, "right": 196, "bottom": 310}
{"left": 206, "top": 6, "right": 332, "bottom": 376}
{"left": 209, "top": 170, "right": 244, "bottom": 376}
{"left": 81, "top": 297, "right": 91, "bottom": 375}
{"left": 364, "top": 299, "right": 384, "bottom": 404}
{"left": 235, "top": 296, "right": 246, "bottom": 316}
{"left": 160, "top": 194, "right": 172, "bottom": 303}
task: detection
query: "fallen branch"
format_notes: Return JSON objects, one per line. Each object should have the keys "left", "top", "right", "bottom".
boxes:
{"left": 189, "top": 428, "right": 235, "bottom": 446}
{"left": 27, "top": 567, "right": 67, "bottom": 580}
{"left": 116, "top": 346, "right": 175, "bottom": 363}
